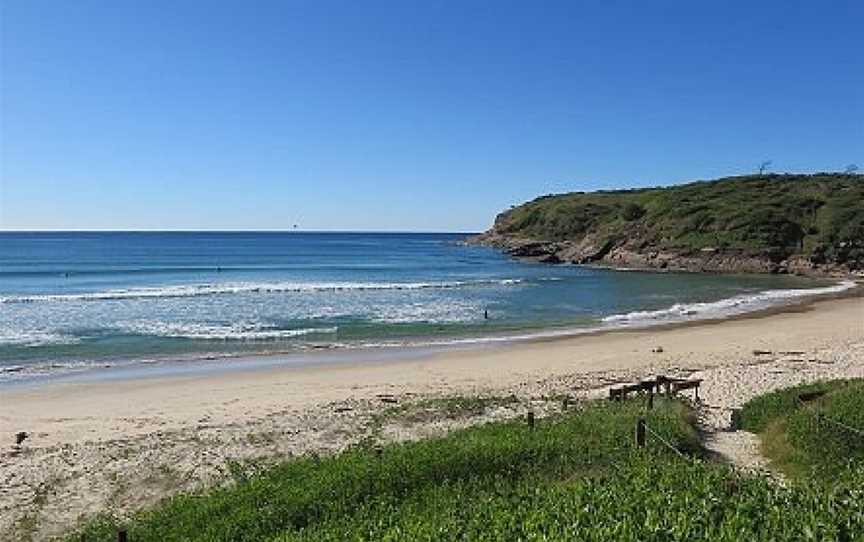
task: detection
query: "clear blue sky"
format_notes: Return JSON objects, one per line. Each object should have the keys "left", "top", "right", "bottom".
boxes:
{"left": 1, "top": 1, "right": 861, "bottom": 231}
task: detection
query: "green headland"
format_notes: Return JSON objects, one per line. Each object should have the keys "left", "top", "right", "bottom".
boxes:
{"left": 472, "top": 173, "right": 864, "bottom": 275}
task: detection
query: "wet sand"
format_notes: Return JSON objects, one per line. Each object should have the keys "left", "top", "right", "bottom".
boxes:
{"left": 1, "top": 293, "right": 862, "bottom": 539}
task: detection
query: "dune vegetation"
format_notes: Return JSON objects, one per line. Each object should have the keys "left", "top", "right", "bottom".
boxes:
{"left": 69, "top": 391, "right": 864, "bottom": 542}
{"left": 739, "top": 378, "right": 864, "bottom": 480}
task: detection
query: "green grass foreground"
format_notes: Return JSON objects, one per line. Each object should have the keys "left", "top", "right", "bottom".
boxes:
{"left": 739, "top": 378, "right": 864, "bottom": 480}
{"left": 71, "top": 398, "right": 863, "bottom": 541}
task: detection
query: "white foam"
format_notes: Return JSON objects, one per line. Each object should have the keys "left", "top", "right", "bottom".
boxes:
{"left": 117, "top": 321, "right": 338, "bottom": 341}
{"left": 0, "top": 360, "right": 102, "bottom": 382}
{"left": 369, "top": 298, "right": 480, "bottom": 324}
{"left": 0, "top": 278, "right": 525, "bottom": 304}
{"left": 0, "top": 329, "right": 81, "bottom": 347}
{"left": 367, "top": 280, "right": 859, "bottom": 348}
{"left": 602, "top": 280, "right": 856, "bottom": 325}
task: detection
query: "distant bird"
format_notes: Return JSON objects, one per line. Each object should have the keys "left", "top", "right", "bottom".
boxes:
{"left": 15, "top": 431, "right": 28, "bottom": 447}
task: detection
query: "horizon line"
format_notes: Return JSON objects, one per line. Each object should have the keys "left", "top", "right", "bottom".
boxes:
{"left": 0, "top": 228, "right": 483, "bottom": 234}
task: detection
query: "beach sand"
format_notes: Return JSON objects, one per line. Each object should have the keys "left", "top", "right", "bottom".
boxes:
{"left": 1, "top": 294, "right": 862, "bottom": 539}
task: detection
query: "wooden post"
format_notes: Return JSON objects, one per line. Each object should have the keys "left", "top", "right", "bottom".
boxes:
{"left": 656, "top": 376, "right": 667, "bottom": 396}
{"left": 695, "top": 383, "right": 700, "bottom": 402}
{"left": 117, "top": 530, "right": 128, "bottom": 542}
{"left": 527, "top": 411, "right": 535, "bottom": 430}
{"left": 647, "top": 390, "right": 654, "bottom": 410}
{"left": 562, "top": 396, "right": 569, "bottom": 409}
{"left": 635, "top": 418, "right": 646, "bottom": 448}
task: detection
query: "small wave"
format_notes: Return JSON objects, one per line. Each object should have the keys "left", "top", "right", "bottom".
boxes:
{"left": 0, "top": 330, "right": 81, "bottom": 347}
{"left": 0, "top": 263, "right": 411, "bottom": 278}
{"left": 369, "top": 298, "right": 480, "bottom": 324}
{"left": 0, "top": 278, "right": 525, "bottom": 304}
{"left": 117, "top": 321, "right": 338, "bottom": 341}
{"left": 0, "top": 267, "right": 231, "bottom": 278}
{"left": 0, "top": 360, "right": 103, "bottom": 382}
{"left": 602, "top": 280, "right": 856, "bottom": 324}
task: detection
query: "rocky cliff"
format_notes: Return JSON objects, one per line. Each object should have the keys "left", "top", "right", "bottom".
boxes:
{"left": 470, "top": 174, "right": 864, "bottom": 277}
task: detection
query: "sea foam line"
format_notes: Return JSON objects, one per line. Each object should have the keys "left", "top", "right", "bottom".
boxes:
{"left": 601, "top": 280, "right": 857, "bottom": 324}
{"left": 0, "top": 278, "right": 525, "bottom": 304}
{"left": 376, "top": 280, "right": 859, "bottom": 347}
{"left": 117, "top": 321, "right": 339, "bottom": 341}
{"left": 0, "top": 330, "right": 82, "bottom": 347}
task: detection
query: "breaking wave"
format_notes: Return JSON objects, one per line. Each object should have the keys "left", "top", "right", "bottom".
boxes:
{"left": 602, "top": 280, "right": 856, "bottom": 325}
{"left": 117, "top": 321, "right": 339, "bottom": 341}
{"left": 0, "top": 330, "right": 81, "bottom": 347}
{"left": 0, "top": 278, "right": 525, "bottom": 304}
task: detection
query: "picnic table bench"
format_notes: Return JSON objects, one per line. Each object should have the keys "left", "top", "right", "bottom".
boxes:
{"left": 609, "top": 375, "right": 703, "bottom": 401}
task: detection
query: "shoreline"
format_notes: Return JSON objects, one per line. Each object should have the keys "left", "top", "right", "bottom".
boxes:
{"left": 1, "top": 293, "right": 862, "bottom": 539}
{"left": 2, "top": 292, "right": 861, "bottom": 441}
{"left": 3, "top": 278, "right": 859, "bottom": 390}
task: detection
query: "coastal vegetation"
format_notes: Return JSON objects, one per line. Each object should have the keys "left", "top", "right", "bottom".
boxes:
{"left": 739, "top": 378, "right": 864, "bottom": 480}
{"left": 69, "top": 392, "right": 864, "bottom": 541}
{"left": 474, "top": 173, "right": 864, "bottom": 274}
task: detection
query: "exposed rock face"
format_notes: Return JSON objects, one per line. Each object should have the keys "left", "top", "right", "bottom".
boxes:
{"left": 468, "top": 174, "right": 864, "bottom": 278}
{"left": 468, "top": 173, "right": 864, "bottom": 276}
{"left": 467, "top": 231, "right": 859, "bottom": 277}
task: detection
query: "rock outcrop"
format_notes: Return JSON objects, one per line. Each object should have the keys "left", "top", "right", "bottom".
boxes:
{"left": 468, "top": 232, "right": 859, "bottom": 276}
{"left": 468, "top": 174, "right": 864, "bottom": 277}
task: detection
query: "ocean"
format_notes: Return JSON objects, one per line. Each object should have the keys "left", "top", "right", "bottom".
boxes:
{"left": 0, "top": 231, "right": 852, "bottom": 383}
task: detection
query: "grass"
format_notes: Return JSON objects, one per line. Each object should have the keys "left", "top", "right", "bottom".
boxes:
{"left": 736, "top": 379, "right": 856, "bottom": 433}
{"left": 493, "top": 173, "right": 864, "bottom": 268}
{"left": 373, "top": 394, "right": 522, "bottom": 425}
{"left": 739, "top": 378, "right": 864, "bottom": 480}
{"left": 67, "top": 396, "right": 864, "bottom": 541}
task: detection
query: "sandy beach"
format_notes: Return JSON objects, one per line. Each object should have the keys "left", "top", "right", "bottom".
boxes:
{"left": 2, "top": 293, "right": 862, "bottom": 540}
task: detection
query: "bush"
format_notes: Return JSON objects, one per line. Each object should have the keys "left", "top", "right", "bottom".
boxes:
{"left": 621, "top": 202, "right": 646, "bottom": 221}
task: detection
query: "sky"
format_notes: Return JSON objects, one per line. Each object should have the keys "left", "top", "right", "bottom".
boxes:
{"left": 1, "top": 1, "right": 862, "bottom": 231}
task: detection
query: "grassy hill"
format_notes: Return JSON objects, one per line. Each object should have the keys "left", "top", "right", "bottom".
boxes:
{"left": 474, "top": 173, "right": 864, "bottom": 275}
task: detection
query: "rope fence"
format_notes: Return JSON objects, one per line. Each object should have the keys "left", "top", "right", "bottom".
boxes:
{"left": 77, "top": 384, "right": 861, "bottom": 542}
{"left": 634, "top": 417, "right": 688, "bottom": 458}
{"left": 796, "top": 395, "right": 864, "bottom": 438}
{"left": 642, "top": 421, "right": 688, "bottom": 458}
{"left": 818, "top": 414, "right": 864, "bottom": 437}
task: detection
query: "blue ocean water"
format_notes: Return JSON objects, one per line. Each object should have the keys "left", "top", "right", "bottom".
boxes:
{"left": 0, "top": 232, "right": 849, "bottom": 381}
